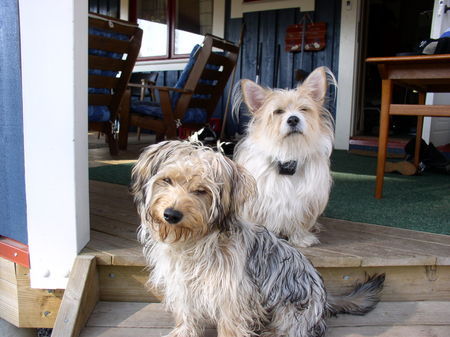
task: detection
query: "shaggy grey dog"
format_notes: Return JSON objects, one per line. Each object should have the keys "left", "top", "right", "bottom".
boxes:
{"left": 131, "top": 141, "right": 385, "bottom": 337}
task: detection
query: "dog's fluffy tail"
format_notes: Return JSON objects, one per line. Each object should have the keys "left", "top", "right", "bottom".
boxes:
{"left": 326, "top": 273, "right": 385, "bottom": 316}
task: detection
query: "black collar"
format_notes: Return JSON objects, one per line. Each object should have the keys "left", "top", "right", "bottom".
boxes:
{"left": 277, "top": 160, "right": 297, "bottom": 175}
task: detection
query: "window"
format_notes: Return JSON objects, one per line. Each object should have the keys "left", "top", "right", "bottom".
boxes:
{"left": 132, "top": 0, "right": 214, "bottom": 60}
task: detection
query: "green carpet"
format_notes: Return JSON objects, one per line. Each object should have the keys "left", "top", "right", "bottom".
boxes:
{"left": 89, "top": 151, "right": 450, "bottom": 235}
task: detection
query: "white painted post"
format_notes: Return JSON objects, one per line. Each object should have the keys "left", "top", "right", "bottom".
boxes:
{"left": 334, "top": 0, "right": 361, "bottom": 150}
{"left": 19, "top": 0, "right": 89, "bottom": 289}
{"left": 423, "top": 0, "right": 450, "bottom": 146}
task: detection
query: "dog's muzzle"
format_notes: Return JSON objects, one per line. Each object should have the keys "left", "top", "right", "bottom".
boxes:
{"left": 163, "top": 208, "right": 183, "bottom": 224}
{"left": 286, "top": 115, "right": 303, "bottom": 135}
{"left": 277, "top": 160, "right": 298, "bottom": 175}
{"left": 287, "top": 115, "right": 299, "bottom": 127}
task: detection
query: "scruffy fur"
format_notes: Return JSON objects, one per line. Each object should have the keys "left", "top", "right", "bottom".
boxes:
{"left": 234, "top": 67, "right": 335, "bottom": 247}
{"left": 131, "top": 140, "right": 385, "bottom": 337}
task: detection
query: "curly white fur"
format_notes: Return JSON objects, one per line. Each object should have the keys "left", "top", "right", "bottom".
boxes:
{"left": 234, "top": 67, "right": 336, "bottom": 247}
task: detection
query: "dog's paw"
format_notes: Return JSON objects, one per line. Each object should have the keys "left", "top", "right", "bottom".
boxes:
{"left": 164, "top": 326, "right": 201, "bottom": 337}
{"left": 290, "top": 232, "right": 320, "bottom": 248}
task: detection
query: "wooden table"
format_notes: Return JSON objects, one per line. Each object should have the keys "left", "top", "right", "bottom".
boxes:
{"left": 366, "top": 54, "right": 450, "bottom": 198}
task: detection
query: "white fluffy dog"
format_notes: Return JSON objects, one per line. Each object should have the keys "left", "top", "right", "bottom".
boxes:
{"left": 234, "top": 67, "right": 335, "bottom": 247}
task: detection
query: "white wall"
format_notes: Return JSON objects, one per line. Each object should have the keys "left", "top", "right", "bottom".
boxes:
{"left": 424, "top": 0, "right": 450, "bottom": 146}
{"left": 20, "top": 0, "right": 89, "bottom": 289}
{"left": 334, "top": 0, "right": 360, "bottom": 150}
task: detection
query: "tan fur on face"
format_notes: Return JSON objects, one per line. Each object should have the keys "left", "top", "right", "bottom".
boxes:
{"left": 239, "top": 67, "right": 335, "bottom": 160}
{"left": 131, "top": 141, "right": 256, "bottom": 244}
{"left": 149, "top": 165, "right": 213, "bottom": 242}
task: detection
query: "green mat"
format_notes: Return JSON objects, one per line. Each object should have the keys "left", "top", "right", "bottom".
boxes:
{"left": 89, "top": 151, "right": 450, "bottom": 235}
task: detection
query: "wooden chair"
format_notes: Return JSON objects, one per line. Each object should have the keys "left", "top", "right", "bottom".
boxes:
{"left": 88, "top": 13, "right": 142, "bottom": 155}
{"left": 119, "top": 34, "right": 240, "bottom": 149}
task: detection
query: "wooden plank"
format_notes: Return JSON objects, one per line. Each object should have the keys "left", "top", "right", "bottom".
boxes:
{"left": 88, "top": 231, "right": 145, "bottom": 266}
{"left": 90, "top": 214, "right": 139, "bottom": 242}
{"left": 304, "top": 247, "right": 361, "bottom": 268}
{"left": 86, "top": 301, "right": 450, "bottom": 328}
{"left": 320, "top": 217, "right": 450, "bottom": 246}
{"left": 317, "top": 228, "right": 436, "bottom": 267}
{"left": 241, "top": 12, "right": 259, "bottom": 81}
{"left": 201, "top": 69, "right": 223, "bottom": 81}
{"left": 82, "top": 301, "right": 450, "bottom": 337}
{"left": 92, "top": 263, "right": 450, "bottom": 303}
{"left": 328, "top": 301, "right": 450, "bottom": 327}
{"left": 87, "top": 302, "right": 173, "bottom": 328}
{"left": 0, "top": 257, "right": 17, "bottom": 284}
{"left": 89, "top": 55, "right": 125, "bottom": 71}
{"left": 89, "top": 192, "right": 136, "bottom": 214}
{"left": 80, "top": 246, "right": 112, "bottom": 266}
{"left": 0, "top": 278, "right": 19, "bottom": 326}
{"left": 80, "top": 327, "right": 217, "bottom": 337}
{"left": 52, "top": 255, "right": 99, "bottom": 337}
{"left": 89, "top": 181, "right": 132, "bottom": 199}
{"left": 88, "top": 35, "right": 130, "bottom": 54}
{"left": 88, "top": 93, "right": 112, "bottom": 106}
{"left": 258, "top": 10, "right": 276, "bottom": 87}
{"left": 89, "top": 15, "right": 138, "bottom": 36}
{"left": 276, "top": 8, "right": 296, "bottom": 88}
{"left": 15, "top": 264, "right": 64, "bottom": 328}
{"left": 320, "top": 218, "right": 450, "bottom": 266}
{"left": 89, "top": 200, "right": 138, "bottom": 227}
{"left": 327, "top": 325, "right": 450, "bottom": 337}
{"left": 390, "top": 104, "right": 450, "bottom": 117}
{"left": 211, "top": 38, "right": 239, "bottom": 54}
{"left": 195, "top": 83, "right": 215, "bottom": 95}
{"left": 319, "top": 266, "right": 450, "bottom": 302}
{"left": 97, "top": 266, "right": 160, "bottom": 302}
{"left": 89, "top": 75, "right": 119, "bottom": 89}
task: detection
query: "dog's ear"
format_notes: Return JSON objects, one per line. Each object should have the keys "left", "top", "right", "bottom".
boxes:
{"left": 298, "top": 66, "right": 330, "bottom": 105}
{"left": 130, "top": 141, "right": 179, "bottom": 207}
{"left": 241, "top": 79, "right": 269, "bottom": 113}
{"left": 225, "top": 157, "right": 256, "bottom": 215}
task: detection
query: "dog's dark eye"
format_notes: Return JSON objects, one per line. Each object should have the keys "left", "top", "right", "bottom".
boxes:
{"left": 162, "top": 178, "right": 172, "bottom": 185}
{"left": 193, "top": 189, "right": 207, "bottom": 196}
{"left": 274, "top": 109, "right": 285, "bottom": 115}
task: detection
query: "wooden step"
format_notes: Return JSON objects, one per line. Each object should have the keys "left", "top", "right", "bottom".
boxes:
{"left": 79, "top": 301, "right": 450, "bottom": 337}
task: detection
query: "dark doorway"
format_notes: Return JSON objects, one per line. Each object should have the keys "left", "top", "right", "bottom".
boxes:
{"left": 356, "top": 0, "right": 434, "bottom": 138}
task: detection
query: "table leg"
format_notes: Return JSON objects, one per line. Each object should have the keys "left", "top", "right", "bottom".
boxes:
{"left": 375, "top": 79, "right": 393, "bottom": 199}
{"left": 414, "top": 92, "right": 425, "bottom": 168}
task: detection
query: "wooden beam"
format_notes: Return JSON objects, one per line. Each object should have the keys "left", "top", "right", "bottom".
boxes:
{"left": 16, "top": 264, "right": 64, "bottom": 328}
{"left": 52, "top": 255, "right": 99, "bottom": 337}
{"left": 390, "top": 104, "right": 450, "bottom": 117}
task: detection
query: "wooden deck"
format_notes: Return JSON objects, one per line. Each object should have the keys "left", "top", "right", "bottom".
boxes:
{"left": 86, "top": 180, "right": 450, "bottom": 269}
{"left": 79, "top": 301, "right": 450, "bottom": 337}
{"left": 79, "top": 136, "right": 450, "bottom": 336}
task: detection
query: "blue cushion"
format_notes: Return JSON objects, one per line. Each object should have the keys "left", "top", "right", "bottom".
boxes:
{"left": 171, "top": 44, "right": 202, "bottom": 105}
{"left": 131, "top": 101, "right": 207, "bottom": 124}
{"left": 88, "top": 106, "right": 111, "bottom": 122}
{"left": 88, "top": 28, "right": 128, "bottom": 123}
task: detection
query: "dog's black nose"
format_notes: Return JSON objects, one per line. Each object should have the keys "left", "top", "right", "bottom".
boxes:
{"left": 163, "top": 208, "right": 183, "bottom": 224}
{"left": 287, "top": 115, "right": 300, "bottom": 127}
